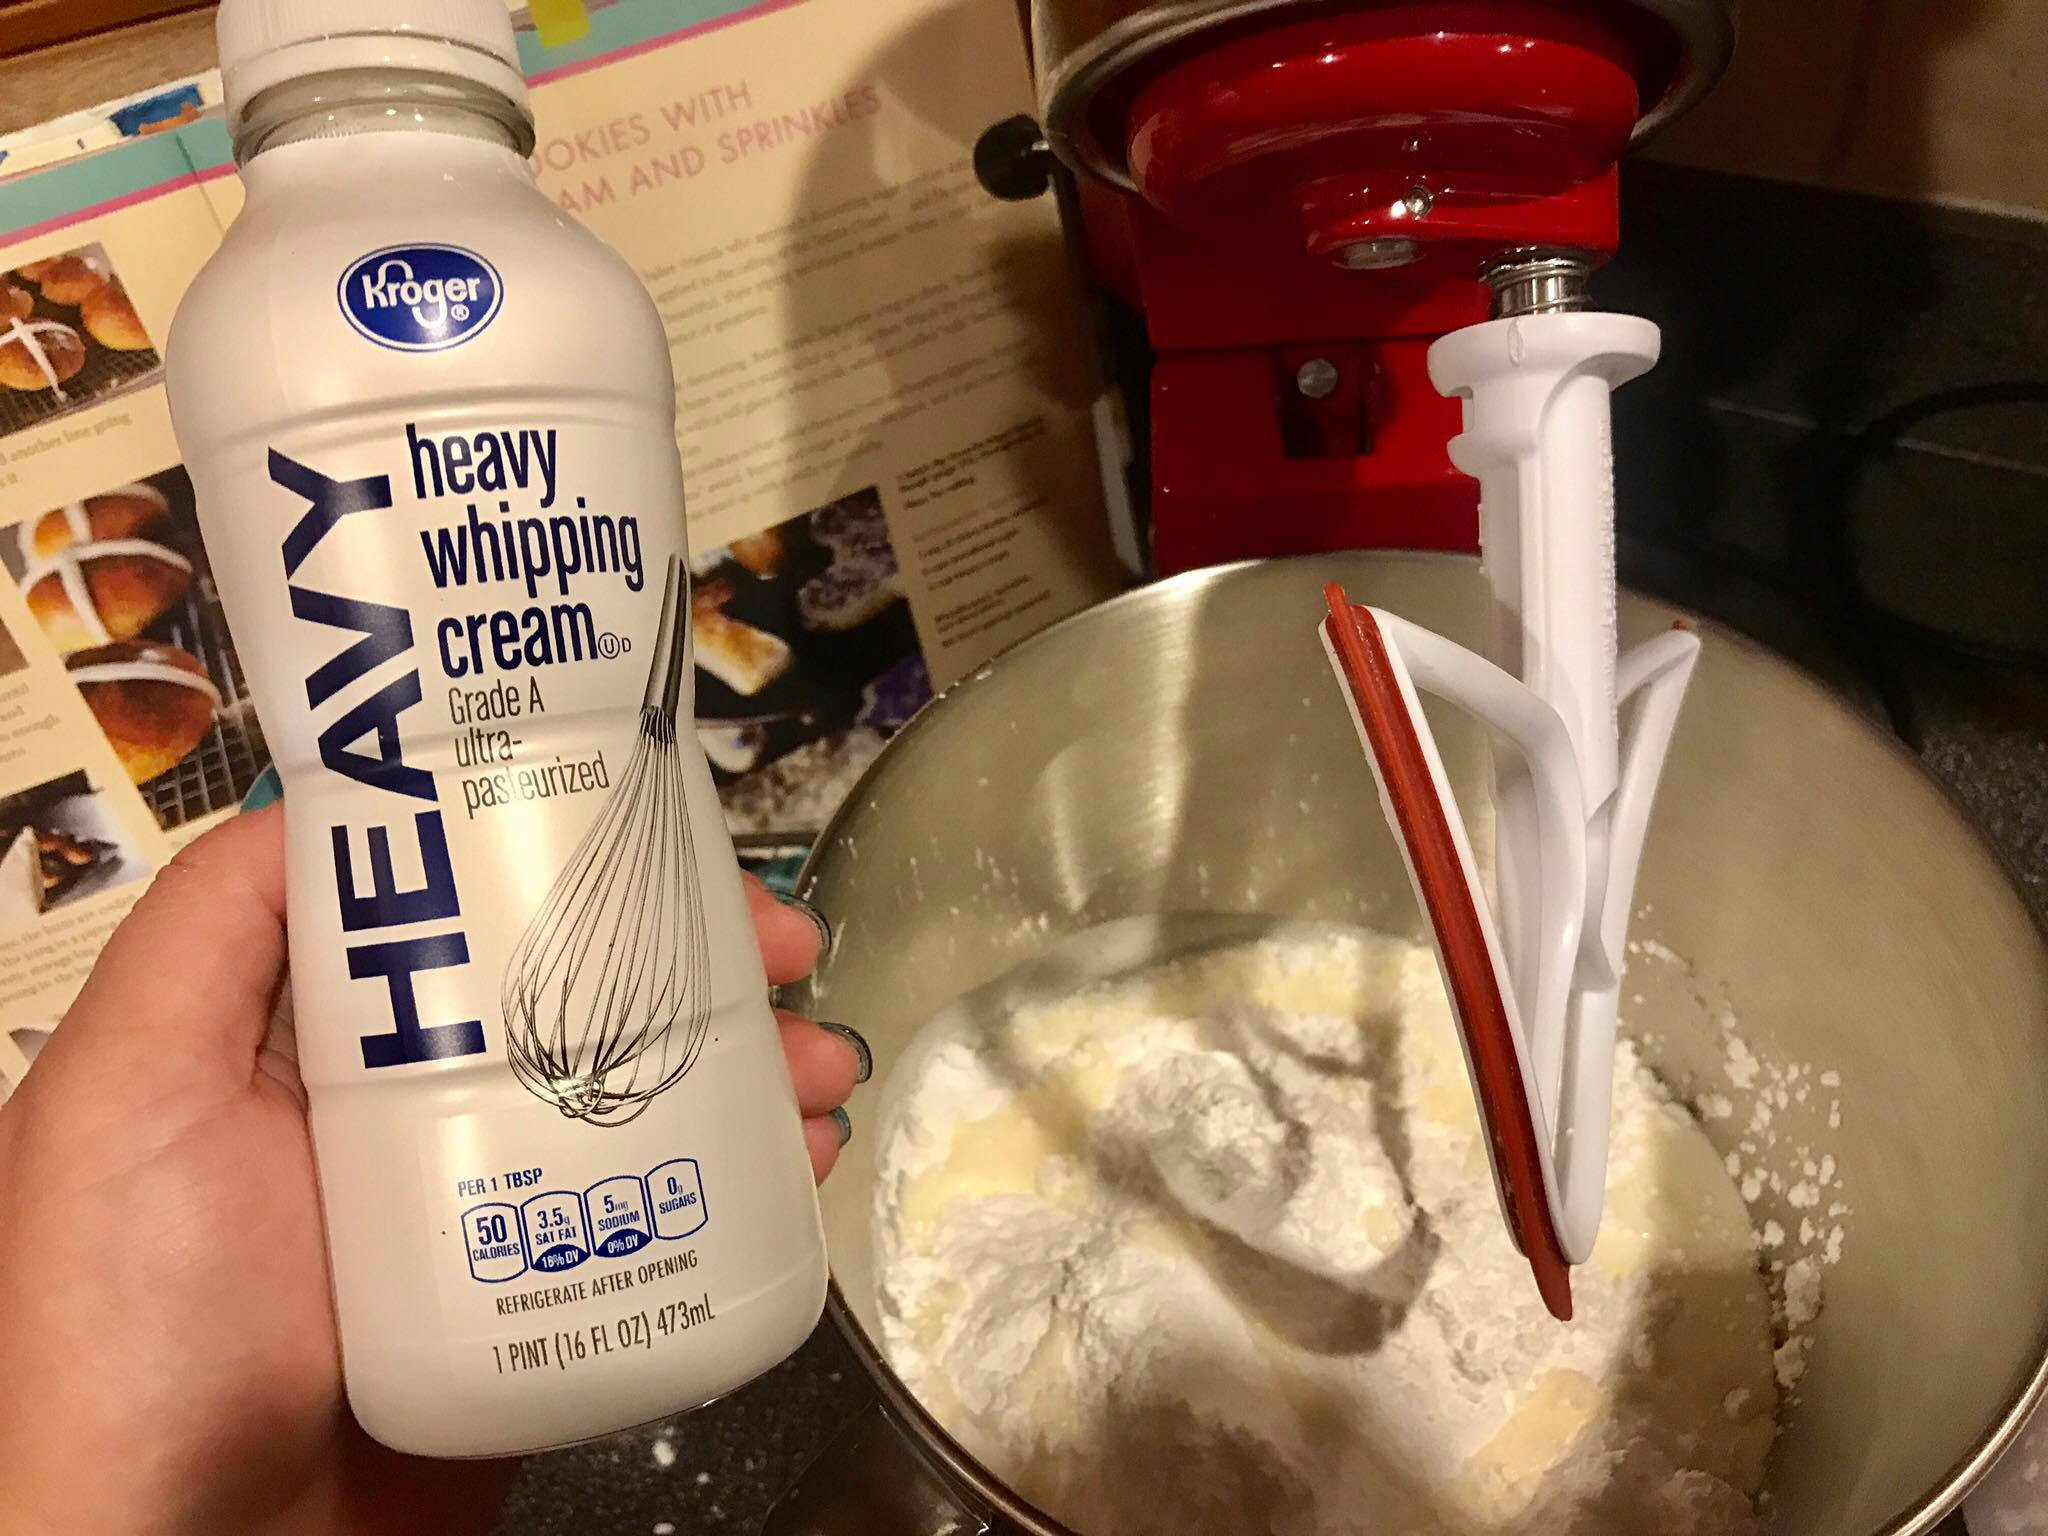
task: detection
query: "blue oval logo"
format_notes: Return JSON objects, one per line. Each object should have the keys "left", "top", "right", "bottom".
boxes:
{"left": 338, "top": 244, "right": 503, "bottom": 352}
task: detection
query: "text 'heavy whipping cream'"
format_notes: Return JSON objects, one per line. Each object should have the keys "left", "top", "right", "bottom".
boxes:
{"left": 164, "top": 0, "right": 826, "bottom": 1457}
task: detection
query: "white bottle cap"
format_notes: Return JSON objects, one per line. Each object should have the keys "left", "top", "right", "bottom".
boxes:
{"left": 217, "top": 0, "right": 533, "bottom": 138}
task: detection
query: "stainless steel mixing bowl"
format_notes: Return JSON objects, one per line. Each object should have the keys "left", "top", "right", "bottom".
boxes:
{"left": 766, "top": 553, "right": 2048, "bottom": 1536}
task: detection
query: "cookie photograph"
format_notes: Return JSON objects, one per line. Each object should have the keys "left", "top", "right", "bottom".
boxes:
{"left": 2, "top": 466, "right": 267, "bottom": 831}
{"left": 691, "top": 486, "right": 933, "bottom": 849}
{"left": 0, "top": 242, "right": 162, "bottom": 443}
{"left": 0, "top": 769, "right": 150, "bottom": 931}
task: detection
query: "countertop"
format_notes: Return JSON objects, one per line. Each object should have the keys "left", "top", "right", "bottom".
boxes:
{"left": 494, "top": 1320, "right": 869, "bottom": 1534}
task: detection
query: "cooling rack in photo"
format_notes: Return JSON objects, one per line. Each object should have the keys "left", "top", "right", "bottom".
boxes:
{"left": 691, "top": 486, "right": 933, "bottom": 842}
{"left": 0, "top": 768, "right": 149, "bottom": 932}
{"left": 2, "top": 466, "right": 267, "bottom": 831}
{"left": 0, "top": 242, "right": 162, "bottom": 443}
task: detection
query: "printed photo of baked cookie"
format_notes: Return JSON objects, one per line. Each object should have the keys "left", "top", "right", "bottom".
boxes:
{"left": 67, "top": 641, "right": 222, "bottom": 784}
{"left": 691, "top": 575, "right": 796, "bottom": 697}
{"left": 799, "top": 491, "right": 902, "bottom": 632}
{"left": 0, "top": 243, "right": 164, "bottom": 440}
{"left": 727, "top": 527, "right": 788, "bottom": 578}
{"left": 81, "top": 283, "right": 150, "bottom": 352}
{"left": 859, "top": 653, "right": 933, "bottom": 732}
{"left": 19, "top": 483, "right": 171, "bottom": 561}
{"left": 687, "top": 487, "right": 931, "bottom": 848}
{"left": 0, "top": 320, "right": 86, "bottom": 393}
{"left": 0, "top": 771, "right": 147, "bottom": 926}
{"left": 25, "top": 540, "right": 194, "bottom": 653}
{"left": 0, "top": 826, "right": 39, "bottom": 929}
{"left": 28, "top": 252, "right": 108, "bottom": 306}
{"left": 3, "top": 467, "right": 266, "bottom": 830}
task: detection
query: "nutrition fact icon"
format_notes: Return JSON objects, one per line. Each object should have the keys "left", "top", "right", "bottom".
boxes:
{"left": 464, "top": 1203, "right": 527, "bottom": 1283}
{"left": 649, "top": 1158, "right": 708, "bottom": 1240}
{"left": 461, "top": 1157, "right": 708, "bottom": 1282}
{"left": 522, "top": 1191, "right": 593, "bottom": 1273}
{"left": 587, "top": 1175, "right": 654, "bottom": 1258}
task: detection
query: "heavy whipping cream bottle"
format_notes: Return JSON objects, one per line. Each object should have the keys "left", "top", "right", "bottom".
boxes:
{"left": 165, "top": 0, "right": 825, "bottom": 1456}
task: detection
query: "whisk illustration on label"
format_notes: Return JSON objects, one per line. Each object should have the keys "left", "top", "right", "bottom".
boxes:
{"left": 502, "top": 555, "right": 714, "bottom": 1125}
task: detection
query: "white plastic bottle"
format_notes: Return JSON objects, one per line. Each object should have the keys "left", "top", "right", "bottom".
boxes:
{"left": 165, "top": 0, "right": 826, "bottom": 1457}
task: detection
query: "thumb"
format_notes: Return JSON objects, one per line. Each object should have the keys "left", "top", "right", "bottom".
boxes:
{"left": 51, "top": 805, "right": 289, "bottom": 1085}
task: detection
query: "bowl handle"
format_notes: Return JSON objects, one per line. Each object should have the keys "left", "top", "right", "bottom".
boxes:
{"left": 762, "top": 1399, "right": 990, "bottom": 1536}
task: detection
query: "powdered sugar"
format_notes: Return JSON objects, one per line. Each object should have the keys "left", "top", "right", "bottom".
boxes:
{"left": 1723, "top": 1037, "right": 1763, "bottom": 1091}
{"left": 1622, "top": 937, "right": 1851, "bottom": 1395}
{"left": 874, "top": 929, "right": 1778, "bottom": 1536}
{"left": 1631, "top": 937, "right": 1687, "bottom": 966}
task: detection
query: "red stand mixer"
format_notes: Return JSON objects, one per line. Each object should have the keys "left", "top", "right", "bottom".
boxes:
{"left": 981, "top": 0, "right": 1736, "bottom": 1311}
{"left": 1003, "top": 0, "right": 1732, "bottom": 574}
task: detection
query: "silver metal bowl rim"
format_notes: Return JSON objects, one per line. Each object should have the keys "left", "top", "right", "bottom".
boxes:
{"left": 1037, "top": 0, "right": 1737, "bottom": 191}
{"left": 795, "top": 551, "right": 2048, "bottom": 1536}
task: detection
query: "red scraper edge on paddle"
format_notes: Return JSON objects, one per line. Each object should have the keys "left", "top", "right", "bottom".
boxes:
{"left": 1319, "top": 582, "right": 1573, "bottom": 1321}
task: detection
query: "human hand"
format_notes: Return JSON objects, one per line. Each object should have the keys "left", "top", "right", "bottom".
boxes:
{"left": 0, "top": 805, "right": 860, "bottom": 1536}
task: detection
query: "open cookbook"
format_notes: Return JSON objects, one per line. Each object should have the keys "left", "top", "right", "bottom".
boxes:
{"left": 0, "top": 0, "right": 1121, "bottom": 1098}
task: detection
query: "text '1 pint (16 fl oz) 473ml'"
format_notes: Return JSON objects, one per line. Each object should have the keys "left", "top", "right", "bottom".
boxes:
{"left": 164, "top": 0, "right": 827, "bottom": 1458}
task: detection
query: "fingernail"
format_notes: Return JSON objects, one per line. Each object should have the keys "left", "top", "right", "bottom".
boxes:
{"left": 817, "top": 1021, "right": 871, "bottom": 1084}
{"left": 241, "top": 765, "right": 283, "bottom": 811}
{"left": 775, "top": 891, "right": 833, "bottom": 956}
{"left": 829, "top": 1105, "right": 852, "bottom": 1147}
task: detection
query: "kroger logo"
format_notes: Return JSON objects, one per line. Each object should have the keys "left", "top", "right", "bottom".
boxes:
{"left": 339, "top": 244, "right": 503, "bottom": 352}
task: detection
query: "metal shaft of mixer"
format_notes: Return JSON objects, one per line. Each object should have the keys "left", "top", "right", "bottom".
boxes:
{"left": 1481, "top": 248, "right": 1598, "bottom": 320}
